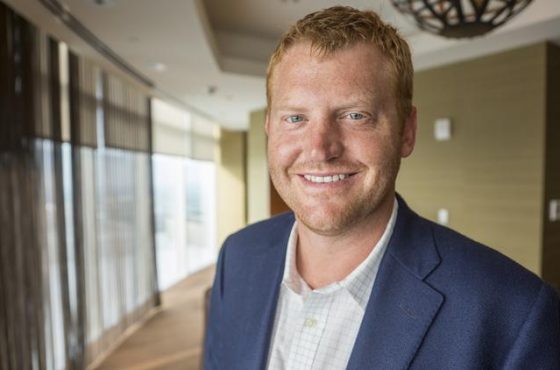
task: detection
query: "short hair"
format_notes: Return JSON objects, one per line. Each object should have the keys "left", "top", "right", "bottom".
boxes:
{"left": 266, "top": 6, "right": 413, "bottom": 124}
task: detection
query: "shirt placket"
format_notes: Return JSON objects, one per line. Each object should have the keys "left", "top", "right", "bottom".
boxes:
{"left": 286, "top": 292, "right": 333, "bottom": 370}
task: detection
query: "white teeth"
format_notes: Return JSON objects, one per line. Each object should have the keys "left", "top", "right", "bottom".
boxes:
{"left": 304, "top": 174, "right": 349, "bottom": 183}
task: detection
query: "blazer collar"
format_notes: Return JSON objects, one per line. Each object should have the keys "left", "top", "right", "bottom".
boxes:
{"left": 237, "top": 213, "right": 293, "bottom": 370}
{"left": 388, "top": 195, "right": 442, "bottom": 280}
{"left": 346, "top": 195, "right": 444, "bottom": 370}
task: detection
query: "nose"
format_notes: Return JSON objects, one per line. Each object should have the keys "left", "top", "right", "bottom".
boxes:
{"left": 306, "top": 117, "right": 343, "bottom": 162}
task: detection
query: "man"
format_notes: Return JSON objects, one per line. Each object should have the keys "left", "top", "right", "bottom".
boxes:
{"left": 205, "top": 6, "right": 559, "bottom": 370}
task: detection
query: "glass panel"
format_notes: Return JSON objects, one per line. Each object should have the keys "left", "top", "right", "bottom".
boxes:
{"left": 154, "top": 154, "right": 188, "bottom": 290}
{"left": 36, "top": 139, "right": 66, "bottom": 370}
{"left": 153, "top": 155, "right": 217, "bottom": 290}
{"left": 186, "top": 159, "right": 217, "bottom": 274}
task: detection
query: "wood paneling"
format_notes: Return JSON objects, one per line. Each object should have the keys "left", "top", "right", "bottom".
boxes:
{"left": 398, "top": 44, "right": 547, "bottom": 274}
{"left": 270, "top": 177, "right": 290, "bottom": 216}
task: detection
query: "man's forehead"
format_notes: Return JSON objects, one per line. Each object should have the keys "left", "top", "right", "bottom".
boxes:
{"left": 270, "top": 43, "right": 391, "bottom": 92}
{"left": 273, "top": 41, "right": 389, "bottom": 78}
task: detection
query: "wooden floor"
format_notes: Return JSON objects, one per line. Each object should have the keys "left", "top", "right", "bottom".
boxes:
{"left": 93, "top": 266, "right": 215, "bottom": 370}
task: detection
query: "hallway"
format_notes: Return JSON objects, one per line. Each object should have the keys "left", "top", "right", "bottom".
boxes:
{"left": 92, "top": 267, "right": 215, "bottom": 370}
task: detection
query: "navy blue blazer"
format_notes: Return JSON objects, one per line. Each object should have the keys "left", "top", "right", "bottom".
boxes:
{"left": 204, "top": 197, "right": 560, "bottom": 369}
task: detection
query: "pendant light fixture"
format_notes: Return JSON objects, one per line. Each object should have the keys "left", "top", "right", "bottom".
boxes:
{"left": 390, "top": 0, "right": 534, "bottom": 38}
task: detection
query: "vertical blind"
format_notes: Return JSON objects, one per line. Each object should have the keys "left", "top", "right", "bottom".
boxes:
{"left": 151, "top": 99, "right": 217, "bottom": 161}
{"left": 103, "top": 73, "right": 150, "bottom": 152}
{"left": 0, "top": 6, "right": 47, "bottom": 370}
{"left": 0, "top": 3, "right": 159, "bottom": 370}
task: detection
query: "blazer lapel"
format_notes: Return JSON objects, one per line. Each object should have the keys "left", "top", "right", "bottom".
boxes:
{"left": 347, "top": 198, "right": 444, "bottom": 370}
{"left": 230, "top": 214, "right": 293, "bottom": 370}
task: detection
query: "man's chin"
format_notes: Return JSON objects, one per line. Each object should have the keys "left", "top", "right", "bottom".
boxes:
{"left": 295, "top": 210, "right": 353, "bottom": 236}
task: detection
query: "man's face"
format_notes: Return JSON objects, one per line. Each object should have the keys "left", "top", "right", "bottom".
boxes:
{"left": 266, "top": 41, "right": 416, "bottom": 236}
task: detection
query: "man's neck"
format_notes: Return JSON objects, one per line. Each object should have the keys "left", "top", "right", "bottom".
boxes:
{"left": 295, "top": 195, "right": 395, "bottom": 290}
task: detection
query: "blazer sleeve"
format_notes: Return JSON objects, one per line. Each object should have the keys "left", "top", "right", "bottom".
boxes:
{"left": 502, "top": 283, "right": 560, "bottom": 369}
{"left": 203, "top": 237, "right": 228, "bottom": 370}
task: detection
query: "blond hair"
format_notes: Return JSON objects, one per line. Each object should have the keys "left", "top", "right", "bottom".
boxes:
{"left": 266, "top": 6, "right": 413, "bottom": 123}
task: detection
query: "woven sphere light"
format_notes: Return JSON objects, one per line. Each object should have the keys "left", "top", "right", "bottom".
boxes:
{"left": 390, "top": 0, "right": 534, "bottom": 38}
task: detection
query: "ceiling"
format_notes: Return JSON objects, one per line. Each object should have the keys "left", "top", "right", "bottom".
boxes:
{"left": 4, "top": 0, "right": 560, "bottom": 130}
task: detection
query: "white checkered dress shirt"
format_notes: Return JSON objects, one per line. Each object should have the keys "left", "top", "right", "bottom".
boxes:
{"left": 266, "top": 199, "right": 398, "bottom": 370}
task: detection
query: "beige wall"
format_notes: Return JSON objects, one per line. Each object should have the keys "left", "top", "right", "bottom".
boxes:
{"left": 216, "top": 129, "right": 247, "bottom": 247}
{"left": 247, "top": 109, "right": 270, "bottom": 224}
{"left": 398, "top": 43, "right": 549, "bottom": 275}
{"left": 215, "top": 109, "right": 271, "bottom": 246}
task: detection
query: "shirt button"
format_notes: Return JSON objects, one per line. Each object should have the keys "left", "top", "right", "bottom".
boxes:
{"left": 304, "top": 318, "right": 317, "bottom": 328}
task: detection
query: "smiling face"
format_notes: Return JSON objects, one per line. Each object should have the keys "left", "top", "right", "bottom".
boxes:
{"left": 266, "top": 41, "right": 416, "bottom": 236}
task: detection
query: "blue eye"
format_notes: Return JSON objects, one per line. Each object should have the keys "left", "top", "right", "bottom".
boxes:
{"left": 347, "top": 112, "right": 365, "bottom": 120}
{"left": 286, "top": 115, "right": 304, "bottom": 123}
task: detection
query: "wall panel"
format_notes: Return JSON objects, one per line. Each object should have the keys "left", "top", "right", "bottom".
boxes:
{"left": 398, "top": 44, "right": 548, "bottom": 274}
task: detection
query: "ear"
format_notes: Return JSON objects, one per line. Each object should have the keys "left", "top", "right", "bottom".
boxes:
{"left": 265, "top": 110, "right": 271, "bottom": 136}
{"left": 400, "top": 106, "right": 417, "bottom": 158}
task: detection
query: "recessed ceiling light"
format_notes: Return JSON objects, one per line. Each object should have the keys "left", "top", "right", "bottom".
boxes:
{"left": 150, "top": 62, "right": 167, "bottom": 72}
{"left": 90, "top": 0, "right": 116, "bottom": 7}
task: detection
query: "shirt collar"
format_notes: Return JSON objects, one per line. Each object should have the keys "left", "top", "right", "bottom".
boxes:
{"left": 281, "top": 198, "right": 399, "bottom": 309}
